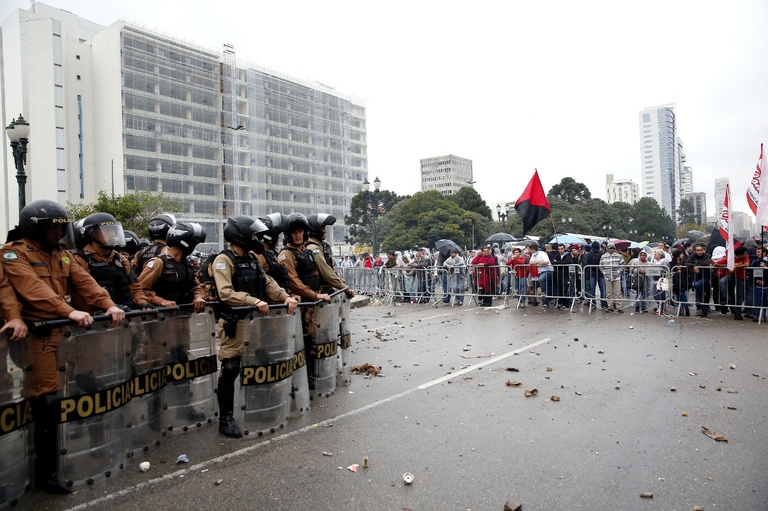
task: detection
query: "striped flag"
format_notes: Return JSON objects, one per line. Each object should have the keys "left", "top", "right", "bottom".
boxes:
{"left": 719, "top": 184, "right": 735, "bottom": 271}
{"left": 746, "top": 143, "right": 768, "bottom": 227}
{"left": 514, "top": 169, "right": 551, "bottom": 235}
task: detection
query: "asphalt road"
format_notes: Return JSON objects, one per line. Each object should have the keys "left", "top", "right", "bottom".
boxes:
{"left": 23, "top": 299, "right": 768, "bottom": 511}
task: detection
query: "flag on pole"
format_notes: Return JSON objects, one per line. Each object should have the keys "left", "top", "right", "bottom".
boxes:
{"left": 747, "top": 143, "right": 768, "bottom": 227}
{"left": 514, "top": 169, "right": 551, "bottom": 235}
{"left": 718, "top": 183, "right": 735, "bottom": 271}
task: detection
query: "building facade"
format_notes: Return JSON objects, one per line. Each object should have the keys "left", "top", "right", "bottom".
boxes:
{"left": 605, "top": 173, "right": 640, "bottom": 205}
{"left": 684, "top": 191, "right": 707, "bottom": 226}
{"left": 420, "top": 154, "right": 473, "bottom": 196}
{"left": 638, "top": 104, "right": 686, "bottom": 221}
{"left": 714, "top": 177, "right": 729, "bottom": 213}
{"left": 1, "top": 5, "right": 367, "bottom": 251}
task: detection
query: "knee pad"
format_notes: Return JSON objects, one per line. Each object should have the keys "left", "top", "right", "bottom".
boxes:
{"left": 218, "top": 357, "right": 240, "bottom": 388}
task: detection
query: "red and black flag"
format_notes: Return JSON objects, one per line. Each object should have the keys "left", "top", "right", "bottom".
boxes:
{"left": 514, "top": 170, "right": 551, "bottom": 235}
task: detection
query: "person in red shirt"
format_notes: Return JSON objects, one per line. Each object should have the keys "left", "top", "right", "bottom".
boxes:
{"left": 472, "top": 245, "right": 498, "bottom": 306}
{"left": 713, "top": 245, "right": 749, "bottom": 320}
{"left": 506, "top": 247, "right": 528, "bottom": 307}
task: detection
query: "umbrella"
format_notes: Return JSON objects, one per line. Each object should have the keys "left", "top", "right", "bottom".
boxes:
{"left": 672, "top": 238, "right": 691, "bottom": 247}
{"left": 548, "top": 234, "right": 586, "bottom": 245}
{"left": 609, "top": 238, "right": 631, "bottom": 251}
{"left": 485, "top": 232, "right": 516, "bottom": 244}
{"left": 434, "top": 239, "right": 462, "bottom": 257}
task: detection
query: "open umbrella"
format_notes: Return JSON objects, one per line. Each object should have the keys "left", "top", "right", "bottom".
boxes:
{"left": 485, "top": 232, "right": 516, "bottom": 244}
{"left": 609, "top": 238, "right": 631, "bottom": 251}
{"left": 548, "top": 234, "right": 586, "bottom": 245}
{"left": 434, "top": 239, "right": 463, "bottom": 257}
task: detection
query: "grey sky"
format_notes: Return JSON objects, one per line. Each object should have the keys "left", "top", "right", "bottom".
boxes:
{"left": 3, "top": 0, "right": 767, "bottom": 217}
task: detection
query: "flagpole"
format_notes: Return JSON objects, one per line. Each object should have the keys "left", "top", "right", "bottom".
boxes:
{"left": 550, "top": 215, "right": 559, "bottom": 246}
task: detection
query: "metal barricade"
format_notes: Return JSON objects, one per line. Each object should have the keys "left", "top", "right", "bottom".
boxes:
{"left": 55, "top": 322, "right": 131, "bottom": 490}
{"left": 672, "top": 265, "right": 768, "bottom": 320}
{"left": 122, "top": 315, "right": 167, "bottom": 458}
{"left": 0, "top": 331, "right": 33, "bottom": 508}
{"left": 338, "top": 293, "right": 352, "bottom": 385}
{"left": 341, "top": 267, "right": 382, "bottom": 297}
{"left": 623, "top": 263, "right": 670, "bottom": 314}
{"left": 237, "top": 309, "right": 296, "bottom": 437}
{"left": 312, "top": 294, "right": 341, "bottom": 398}
{"left": 164, "top": 311, "right": 217, "bottom": 434}
{"left": 467, "top": 264, "right": 505, "bottom": 307}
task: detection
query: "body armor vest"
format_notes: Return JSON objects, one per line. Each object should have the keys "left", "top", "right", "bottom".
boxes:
{"left": 152, "top": 254, "right": 194, "bottom": 304}
{"left": 76, "top": 251, "right": 133, "bottom": 306}
{"left": 306, "top": 240, "right": 337, "bottom": 289}
{"left": 220, "top": 250, "right": 267, "bottom": 299}
{"left": 135, "top": 242, "right": 166, "bottom": 276}
{"left": 263, "top": 249, "right": 289, "bottom": 290}
{"left": 284, "top": 246, "right": 320, "bottom": 292}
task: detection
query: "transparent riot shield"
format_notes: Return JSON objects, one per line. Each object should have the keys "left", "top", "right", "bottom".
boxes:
{"left": 338, "top": 294, "right": 352, "bottom": 385}
{"left": 0, "top": 333, "right": 33, "bottom": 509}
{"left": 122, "top": 315, "right": 168, "bottom": 458}
{"left": 313, "top": 297, "right": 340, "bottom": 398}
{"left": 237, "top": 309, "right": 295, "bottom": 437}
{"left": 164, "top": 311, "right": 217, "bottom": 433}
{"left": 56, "top": 322, "right": 131, "bottom": 490}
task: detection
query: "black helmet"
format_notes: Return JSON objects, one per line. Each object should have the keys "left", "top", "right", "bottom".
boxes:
{"left": 147, "top": 213, "right": 177, "bottom": 240}
{"left": 72, "top": 219, "right": 86, "bottom": 250}
{"left": 123, "top": 230, "right": 140, "bottom": 255}
{"left": 257, "top": 212, "right": 289, "bottom": 245}
{"left": 307, "top": 213, "right": 336, "bottom": 240}
{"left": 283, "top": 213, "right": 309, "bottom": 245}
{"left": 138, "top": 238, "right": 150, "bottom": 248}
{"left": 224, "top": 215, "right": 269, "bottom": 254}
{"left": 19, "top": 199, "right": 74, "bottom": 248}
{"left": 80, "top": 212, "right": 126, "bottom": 250}
{"left": 166, "top": 222, "right": 206, "bottom": 256}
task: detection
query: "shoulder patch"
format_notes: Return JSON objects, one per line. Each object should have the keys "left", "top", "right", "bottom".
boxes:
{"left": 312, "top": 248, "right": 321, "bottom": 254}
{"left": 62, "top": 256, "right": 70, "bottom": 264}
{"left": 146, "top": 260, "right": 155, "bottom": 269}
{"left": 278, "top": 254, "right": 287, "bottom": 262}
{"left": 2, "top": 251, "right": 17, "bottom": 261}
{"left": 215, "top": 262, "right": 227, "bottom": 270}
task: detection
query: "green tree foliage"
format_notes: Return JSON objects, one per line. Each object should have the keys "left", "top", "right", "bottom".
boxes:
{"left": 66, "top": 190, "right": 181, "bottom": 238}
{"left": 628, "top": 197, "right": 676, "bottom": 241}
{"left": 344, "top": 189, "right": 405, "bottom": 246}
{"left": 677, "top": 198, "right": 696, "bottom": 226}
{"left": 448, "top": 187, "right": 492, "bottom": 220}
{"left": 548, "top": 177, "right": 592, "bottom": 205}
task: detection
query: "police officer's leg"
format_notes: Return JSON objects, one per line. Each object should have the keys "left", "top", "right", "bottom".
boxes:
{"left": 217, "top": 357, "right": 242, "bottom": 438}
{"left": 301, "top": 306, "right": 317, "bottom": 389}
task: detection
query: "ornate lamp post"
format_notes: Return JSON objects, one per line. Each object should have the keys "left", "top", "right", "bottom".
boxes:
{"left": 6, "top": 115, "right": 30, "bottom": 215}
{"left": 496, "top": 204, "right": 509, "bottom": 228}
{"left": 561, "top": 216, "right": 573, "bottom": 231}
{"left": 363, "top": 177, "right": 381, "bottom": 256}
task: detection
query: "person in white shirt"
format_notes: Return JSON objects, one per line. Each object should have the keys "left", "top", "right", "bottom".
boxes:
{"left": 443, "top": 249, "right": 467, "bottom": 305}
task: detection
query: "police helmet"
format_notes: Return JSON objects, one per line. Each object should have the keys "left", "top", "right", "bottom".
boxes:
{"left": 224, "top": 215, "right": 269, "bottom": 254}
{"left": 72, "top": 219, "right": 86, "bottom": 250}
{"left": 257, "top": 212, "right": 289, "bottom": 245}
{"left": 81, "top": 212, "right": 126, "bottom": 250}
{"left": 123, "top": 230, "right": 140, "bottom": 256}
{"left": 19, "top": 199, "right": 75, "bottom": 248}
{"left": 283, "top": 213, "right": 309, "bottom": 245}
{"left": 307, "top": 213, "right": 337, "bottom": 240}
{"left": 166, "top": 222, "right": 206, "bottom": 256}
{"left": 147, "top": 213, "right": 177, "bottom": 241}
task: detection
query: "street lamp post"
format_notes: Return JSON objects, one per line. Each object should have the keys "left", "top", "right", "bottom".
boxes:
{"left": 363, "top": 177, "right": 381, "bottom": 256}
{"left": 561, "top": 216, "right": 573, "bottom": 232}
{"left": 602, "top": 223, "right": 612, "bottom": 239}
{"left": 496, "top": 204, "right": 509, "bottom": 229}
{"left": 6, "top": 115, "right": 30, "bottom": 216}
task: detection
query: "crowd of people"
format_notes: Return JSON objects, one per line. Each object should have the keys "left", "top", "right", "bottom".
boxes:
{"left": 0, "top": 200, "right": 353, "bottom": 493}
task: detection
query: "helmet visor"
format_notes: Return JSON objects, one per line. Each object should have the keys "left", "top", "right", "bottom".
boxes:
{"left": 44, "top": 219, "right": 75, "bottom": 250}
{"left": 94, "top": 223, "right": 126, "bottom": 248}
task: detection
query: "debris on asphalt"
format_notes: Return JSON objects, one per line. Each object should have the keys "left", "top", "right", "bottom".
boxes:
{"left": 176, "top": 454, "right": 189, "bottom": 464}
{"left": 524, "top": 388, "right": 539, "bottom": 397}
{"left": 403, "top": 472, "right": 414, "bottom": 484}
{"left": 575, "top": 391, "right": 583, "bottom": 396}
{"left": 461, "top": 353, "right": 492, "bottom": 359}
{"left": 551, "top": 395, "right": 560, "bottom": 402}
{"left": 597, "top": 350, "right": 605, "bottom": 354}
{"left": 506, "top": 367, "right": 520, "bottom": 372}
{"left": 351, "top": 363, "right": 383, "bottom": 376}
{"left": 670, "top": 387, "right": 677, "bottom": 392}
{"left": 322, "top": 452, "right": 333, "bottom": 457}
{"left": 139, "top": 461, "right": 150, "bottom": 472}
{"left": 682, "top": 412, "right": 688, "bottom": 417}
{"left": 693, "top": 506, "right": 703, "bottom": 511}
{"left": 348, "top": 464, "right": 359, "bottom": 473}
{"left": 640, "top": 492, "right": 653, "bottom": 499}
{"left": 363, "top": 456, "right": 369, "bottom": 469}
{"left": 727, "top": 406, "right": 737, "bottom": 410}
{"left": 729, "top": 363, "right": 736, "bottom": 369}
{"left": 505, "top": 381, "right": 522, "bottom": 387}
{"left": 546, "top": 367, "right": 553, "bottom": 372}
{"left": 504, "top": 498, "right": 523, "bottom": 511}
{"left": 701, "top": 426, "right": 728, "bottom": 442}
{"left": 214, "top": 479, "right": 224, "bottom": 486}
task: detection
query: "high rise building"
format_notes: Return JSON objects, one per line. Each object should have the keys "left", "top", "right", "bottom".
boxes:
{"left": 684, "top": 192, "right": 707, "bottom": 226}
{"left": 680, "top": 165, "right": 693, "bottom": 197}
{"left": 420, "top": 155, "right": 473, "bottom": 196}
{"left": 714, "top": 178, "right": 729, "bottom": 213}
{"left": 638, "top": 104, "right": 686, "bottom": 222}
{"left": 605, "top": 173, "right": 640, "bottom": 205}
{"left": 1, "top": 4, "right": 367, "bottom": 250}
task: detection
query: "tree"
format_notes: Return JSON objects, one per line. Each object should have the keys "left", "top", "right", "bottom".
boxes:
{"left": 344, "top": 189, "right": 404, "bottom": 246}
{"left": 629, "top": 197, "right": 676, "bottom": 241}
{"left": 677, "top": 198, "right": 696, "bottom": 226}
{"left": 66, "top": 190, "right": 181, "bottom": 238}
{"left": 448, "top": 187, "right": 492, "bottom": 220}
{"left": 548, "top": 177, "right": 592, "bottom": 205}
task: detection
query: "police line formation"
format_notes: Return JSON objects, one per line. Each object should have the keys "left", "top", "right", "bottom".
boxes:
{"left": 0, "top": 199, "right": 355, "bottom": 505}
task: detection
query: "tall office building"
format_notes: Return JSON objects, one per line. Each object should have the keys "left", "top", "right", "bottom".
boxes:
{"left": 638, "top": 104, "right": 686, "bottom": 222}
{"left": 680, "top": 165, "right": 693, "bottom": 197}
{"left": 420, "top": 155, "right": 473, "bottom": 196}
{"left": 714, "top": 178, "right": 729, "bottom": 213}
{"left": 1, "top": 4, "right": 367, "bottom": 250}
{"left": 684, "top": 192, "right": 707, "bottom": 226}
{"left": 605, "top": 173, "right": 640, "bottom": 205}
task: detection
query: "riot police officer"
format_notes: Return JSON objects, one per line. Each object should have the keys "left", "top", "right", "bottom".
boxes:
{"left": 278, "top": 214, "right": 330, "bottom": 388}
{"left": 0, "top": 263, "right": 27, "bottom": 342}
{"left": 213, "top": 216, "right": 298, "bottom": 438}
{"left": 256, "top": 212, "right": 290, "bottom": 290}
{"left": 71, "top": 213, "right": 151, "bottom": 311}
{"left": 306, "top": 213, "right": 355, "bottom": 298}
{"left": 133, "top": 213, "right": 176, "bottom": 275}
{"left": 0, "top": 200, "right": 124, "bottom": 493}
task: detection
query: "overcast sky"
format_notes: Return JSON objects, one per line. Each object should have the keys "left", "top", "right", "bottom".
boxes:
{"left": 3, "top": 0, "right": 767, "bottom": 218}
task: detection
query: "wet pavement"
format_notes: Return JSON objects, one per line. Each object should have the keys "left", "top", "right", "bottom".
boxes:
{"left": 24, "top": 300, "right": 768, "bottom": 510}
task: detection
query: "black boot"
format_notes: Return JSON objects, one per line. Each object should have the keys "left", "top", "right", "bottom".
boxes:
{"left": 34, "top": 393, "right": 70, "bottom": 494}
{"left": 217, "top": 358, "right": 242, "bottom": 438}
{"left": 304, "top": 335, "right": 316, "bottom": 390}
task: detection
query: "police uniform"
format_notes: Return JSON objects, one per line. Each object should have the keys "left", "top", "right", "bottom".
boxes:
{"left": 138, "top": 253, "right": 204, "bottom": 306}
{"left": 0, "top": 262, "right": 23, "bottom": 326}
{"left": 255, "top": 248, "right": 290, "bottom": 291}
{"left": 305, "top": 237, "right": 349, "bottom": 293}
{"left": 72, "top": 243, "right": 149, "bottom": 310}
{"left": 133, "top": 240, "right": 168, "bottom": 276}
